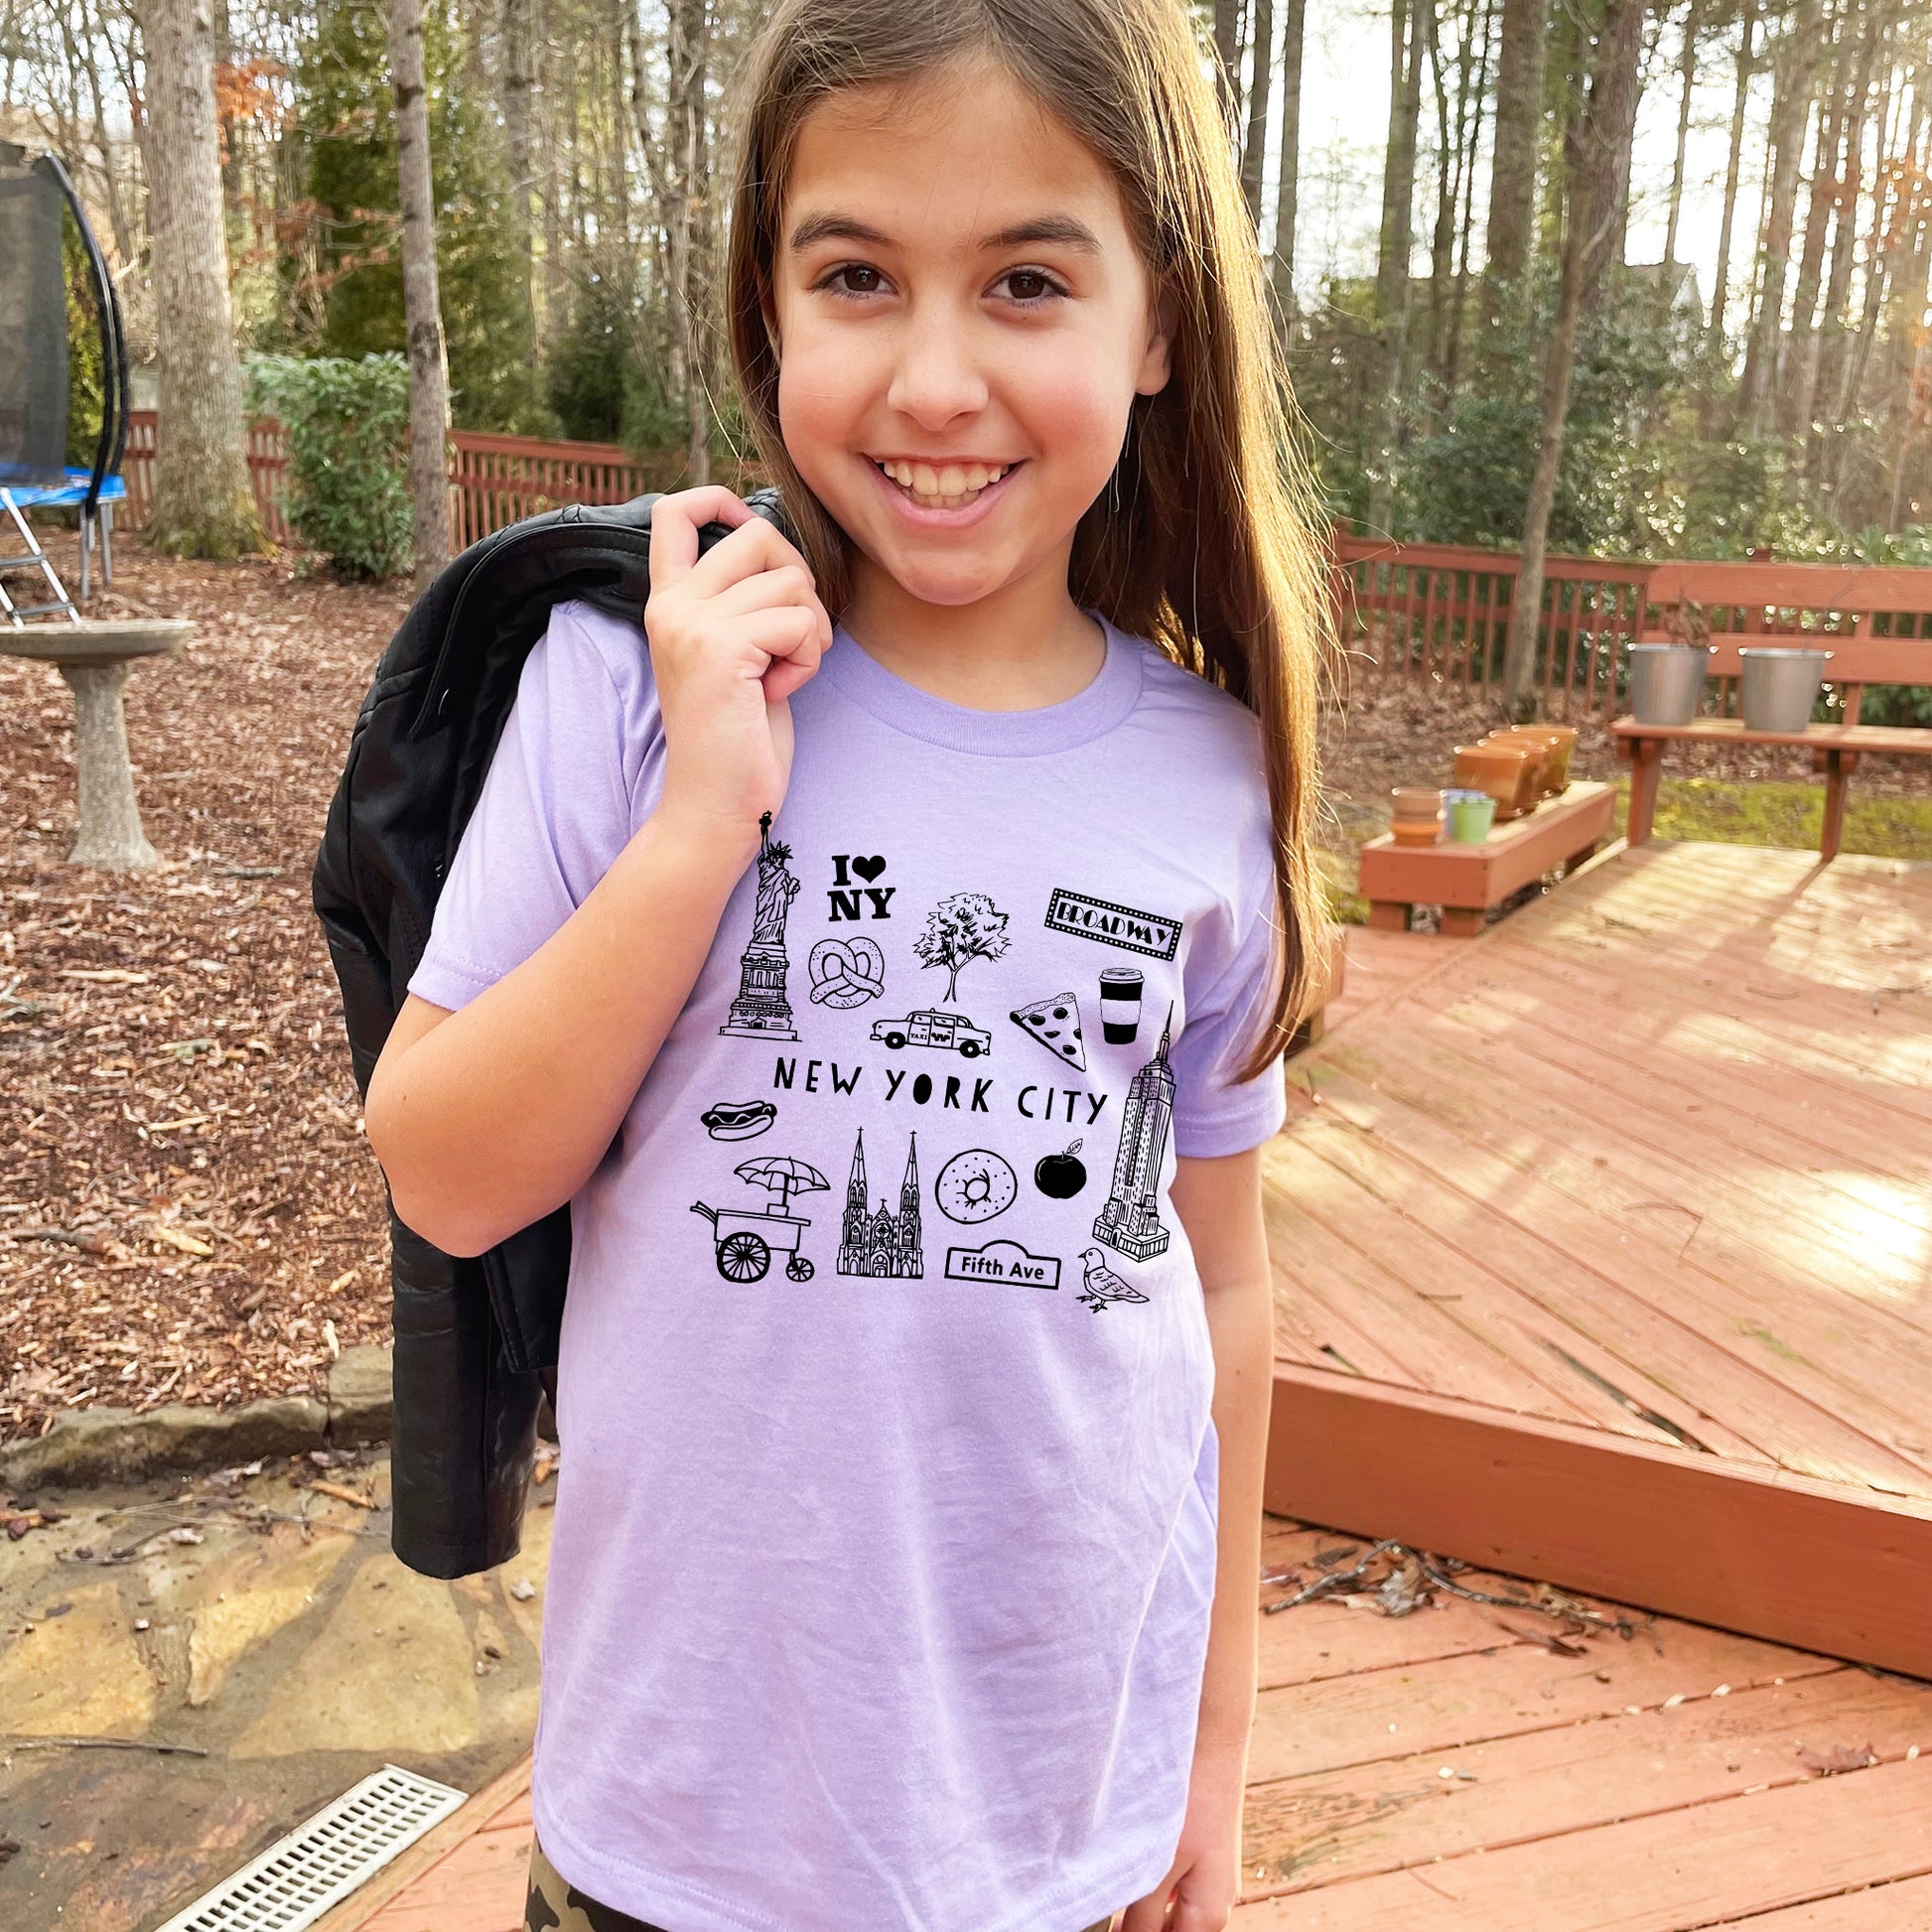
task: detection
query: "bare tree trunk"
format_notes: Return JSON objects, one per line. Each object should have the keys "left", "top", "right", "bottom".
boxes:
{"left": 657, "top": 0, "right": 712, "bottom": 485}
{"left": 1784, "top": 6, "right": 1857, "bottom": 433}
{"left": 1480, "top": 0, "right": 1549, "bottom": 337}
{"left": 1241, "top": 0, "right": 1275, "bottom": 226}
{"left": 1214, "top": 0, "right": 1244, "bottom": 133}
{"left": 1665, "top": 0, "right": 1698, "bottom": 264}
{"left": 1446, "top": 0, "right": 1494, "bottom": 389}
{"left": 502, "top": 0, "right": 538, "bottom": 346}
{"left": 1370, "top": 0, "right": 1427, "bottom": 535}
{"left": 1426, "top": 0, "right": 1456, "bottom": 379}
{"left": 1502, "top": 0, "right": 1645, "bottom": 717}
{"left": 1739, "top": 0, "right": 1828, "bottom": 432}
{"left": 1832, "top": 72, "right": 1920, "bottom": 483}
{"left": 1808, "top": 3, "right": 1889, "bottom": 448}
{"left": 139, "top": 0, "right": 261, "bottom": 558}
{"left": 1269, "top": 0, "right": 1307, "bottom": 316}
{"left": 1709, "top": 0, "right": 1758, "bottom": 339}
{"left": 388, "top": 0, "right": 452, "bottom": 585}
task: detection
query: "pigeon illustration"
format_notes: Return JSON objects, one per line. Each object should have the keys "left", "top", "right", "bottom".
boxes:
{"left": 1078, "top": 1247, "right": 1149, "bottom": 1313}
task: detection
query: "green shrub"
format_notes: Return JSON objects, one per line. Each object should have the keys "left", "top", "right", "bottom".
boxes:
{"left": 248, "top": 353, "right": 413, "bottom": 578}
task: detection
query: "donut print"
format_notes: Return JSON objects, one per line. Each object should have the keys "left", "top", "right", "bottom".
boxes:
{"left": 934, "top": 1149, "right": 1018, "bottom": 1224}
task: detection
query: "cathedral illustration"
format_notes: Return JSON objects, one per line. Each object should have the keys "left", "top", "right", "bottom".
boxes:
{"left": 837, "top": 1129, "right": 924, "bottom": 1278}
{"left": 1092, "top": 1010, "right": 1174, "bottom": 1261}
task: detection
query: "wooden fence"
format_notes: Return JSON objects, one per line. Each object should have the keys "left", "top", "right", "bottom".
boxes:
{"left": 122, "top": 412, "right": 655, "bottom": 554}
{"left": 1333, "top": 534, "right": 1932, "bottom": 721}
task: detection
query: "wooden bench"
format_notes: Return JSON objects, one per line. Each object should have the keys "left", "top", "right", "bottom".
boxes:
{"left": 1357, "top": 780, "right": 1616, "bottom": 936}
{"left": 1613, "top": 562, "right": 1932, "bottom": 862}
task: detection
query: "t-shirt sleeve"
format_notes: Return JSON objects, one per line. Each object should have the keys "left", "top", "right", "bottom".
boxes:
{"left": 408, "top": 602, "right": 653, "bottom": 1013}
{"left": 1169, "top": 803, "right": 1288, "bottom": 1160}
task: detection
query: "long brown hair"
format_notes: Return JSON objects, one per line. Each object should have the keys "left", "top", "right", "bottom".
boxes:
{"left": 725, "top": 0, "right": 1336, "bottom": 1079}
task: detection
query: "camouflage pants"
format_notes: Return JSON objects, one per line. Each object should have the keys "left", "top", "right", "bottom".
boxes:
{"left": 524, "top": 1834, "right": 1120, "bottom": 1931}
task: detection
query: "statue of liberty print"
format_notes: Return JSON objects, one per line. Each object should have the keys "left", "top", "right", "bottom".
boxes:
{"left": 721, "top": 813, "right": 801, "bottom": 1039}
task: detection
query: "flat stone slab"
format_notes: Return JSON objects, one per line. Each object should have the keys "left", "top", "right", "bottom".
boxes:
{"left": 0, "top": 1344, "right": 394, "bottom": 1489}
{"left": 0, "top": 618, "right": 195, "bottom": 663}
{"left": 0, "top": 1446, "right": 548, "bottom": 1931}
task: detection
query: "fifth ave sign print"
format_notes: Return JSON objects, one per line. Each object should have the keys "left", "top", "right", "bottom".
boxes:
{"left": 1042, "top": 888, "right": 1182, "bottom": 961}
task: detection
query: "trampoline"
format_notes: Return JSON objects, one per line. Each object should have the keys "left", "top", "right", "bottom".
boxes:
{"left": 0, "top": 137, "right": 131, "bottom": 620}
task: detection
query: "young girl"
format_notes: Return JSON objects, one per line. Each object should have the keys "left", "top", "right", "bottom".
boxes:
{"left": 365, "top": 1, "right": 1332, "bottom": 1927}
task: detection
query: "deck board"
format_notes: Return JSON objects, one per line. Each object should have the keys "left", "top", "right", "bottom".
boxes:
{"left": 1266, "top": 841, "right": 1932, "bottom": 1676}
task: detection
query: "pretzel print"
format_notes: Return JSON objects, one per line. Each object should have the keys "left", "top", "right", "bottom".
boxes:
{"left": 808, "top": 936, "right": 886, "bottom": 1009}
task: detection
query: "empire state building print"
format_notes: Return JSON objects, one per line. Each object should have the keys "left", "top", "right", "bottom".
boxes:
{"left": 1092, "top": 1009, "right": 1173, "bottom": 1261}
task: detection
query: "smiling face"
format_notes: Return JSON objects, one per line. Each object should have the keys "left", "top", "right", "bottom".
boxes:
{"left": 767, "top": 59, "right": 1173, "bottom": 620}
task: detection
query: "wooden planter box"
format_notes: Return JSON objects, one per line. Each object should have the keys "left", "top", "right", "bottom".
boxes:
{"left": 1358, "top": 780, "right": 1616, "bottom": 935}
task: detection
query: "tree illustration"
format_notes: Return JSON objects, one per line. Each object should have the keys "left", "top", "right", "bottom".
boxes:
{"left": 912, "top": 893, "right": 1011, "bottom": 1003}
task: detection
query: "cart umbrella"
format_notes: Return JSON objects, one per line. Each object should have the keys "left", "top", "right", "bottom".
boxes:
{"left": 733, "top": 1157, "right": 830, "bottom": 1215}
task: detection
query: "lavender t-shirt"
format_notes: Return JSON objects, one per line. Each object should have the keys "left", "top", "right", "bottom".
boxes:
{"left": 410, "top": 601, "right": 1287, "bottom": 1932}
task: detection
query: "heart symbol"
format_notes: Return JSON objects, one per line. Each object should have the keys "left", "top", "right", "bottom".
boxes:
{"left": 852, "top": 855, "right": 887, "bottom": 883}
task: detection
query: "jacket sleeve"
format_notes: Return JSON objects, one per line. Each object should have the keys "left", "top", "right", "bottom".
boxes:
{"left": 411, "top": 600, "right": 652, "bottom": 1012}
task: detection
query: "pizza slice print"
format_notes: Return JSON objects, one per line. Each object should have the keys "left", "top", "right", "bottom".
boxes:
{"left": 1009, "top": 992, "right": 1086, "bottom": 1071}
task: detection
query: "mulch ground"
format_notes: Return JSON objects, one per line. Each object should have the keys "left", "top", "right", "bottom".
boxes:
{"left": 2, "top": 529, "right": 1923, "bottom": 1446}
{"left": 2, "top": 530, "right": 410, "bottom": 1445}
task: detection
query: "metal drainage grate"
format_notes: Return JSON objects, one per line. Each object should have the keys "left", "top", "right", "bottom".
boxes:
{"left": 155, "top": 1763, "right": 469, "bottom": 1932}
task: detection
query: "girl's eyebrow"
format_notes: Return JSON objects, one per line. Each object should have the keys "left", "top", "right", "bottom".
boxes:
{"left": 786, "top": 211, "right": 1102, "bottom": 255}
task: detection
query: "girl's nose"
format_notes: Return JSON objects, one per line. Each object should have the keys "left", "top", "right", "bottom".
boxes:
{"left": 885, "top": 309, "right": 990, "bottom": 430}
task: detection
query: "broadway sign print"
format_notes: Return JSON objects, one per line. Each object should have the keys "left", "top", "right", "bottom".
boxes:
{"left": 1042, "top": 888, "right": 1182, "bottom": 961}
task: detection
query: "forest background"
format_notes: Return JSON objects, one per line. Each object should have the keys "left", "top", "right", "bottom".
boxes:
{"left": 6, "top": 0, "right": 1932, "bottom": 572}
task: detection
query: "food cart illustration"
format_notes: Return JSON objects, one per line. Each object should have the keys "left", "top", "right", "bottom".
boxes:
{"left": 691, "top": 1156, "right": 830, "bottom": 1282}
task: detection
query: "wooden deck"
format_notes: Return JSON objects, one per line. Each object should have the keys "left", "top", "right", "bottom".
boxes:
{"left": 1266, "top": 837, "right": 1932, "bottom": 1678}
{"left": 331, "top": 838, "right": 1932, "bottom": 1931}
{"left": 337, "top": 1512, "right": 1932, "bottom": 1931}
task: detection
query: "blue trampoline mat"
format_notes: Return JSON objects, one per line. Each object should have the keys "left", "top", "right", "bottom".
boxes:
{"left": 2, "top": 470, "right": 127, "bottom": 509}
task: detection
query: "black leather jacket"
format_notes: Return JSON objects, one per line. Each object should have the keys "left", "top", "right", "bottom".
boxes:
{"left": 312, "top": 490, "right": 782, "bottom": 1577}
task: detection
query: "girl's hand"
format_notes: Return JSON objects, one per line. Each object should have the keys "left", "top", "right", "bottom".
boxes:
{"left": 1119, "top": 1741, "right": 1245, "bottom": 1931}
{"left": 645, "top": 485, "right": 833, "bottom": 842}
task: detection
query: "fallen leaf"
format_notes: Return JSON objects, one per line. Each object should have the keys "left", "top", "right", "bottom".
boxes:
{"left": 307, "top": 1478, "right": 374, "bottom": 1510}
{"left": 1797, "top": 1742, "right": 1879, "bottom": 1775}
{"left": 153, "top": 1226, "right": 214, "bottom": 1257}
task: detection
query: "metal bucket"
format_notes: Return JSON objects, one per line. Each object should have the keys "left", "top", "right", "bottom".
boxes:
{"left": 1739, "top": 646, "right": 1833, "bottom": 733}
{"left": 1627, "top": 644, "right": 1712, "bottom": 726}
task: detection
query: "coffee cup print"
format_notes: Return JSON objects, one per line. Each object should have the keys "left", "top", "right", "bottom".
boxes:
{"left": 1099, "top": 967, "right": 1143, "bottom": 1044}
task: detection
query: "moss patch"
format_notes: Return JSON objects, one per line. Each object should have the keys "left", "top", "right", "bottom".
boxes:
{"left": 1607, "top": 776, "right": 1932, "bottom": 861}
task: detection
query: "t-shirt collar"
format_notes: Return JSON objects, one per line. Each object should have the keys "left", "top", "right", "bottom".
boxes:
{"left": 817, "top": 611, "right": 1146, "bottom": 757}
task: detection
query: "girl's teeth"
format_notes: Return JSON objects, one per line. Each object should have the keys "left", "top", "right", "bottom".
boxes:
{"left": 877, "top": 460, "right": 1010, "bottom": 505}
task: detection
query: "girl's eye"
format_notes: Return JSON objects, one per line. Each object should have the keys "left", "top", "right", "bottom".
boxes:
{"left": 998, "top": 268, "right": 1065, "bottom": 306}
{"left": 817, "top": 263, "right": 888, "bottom": 299}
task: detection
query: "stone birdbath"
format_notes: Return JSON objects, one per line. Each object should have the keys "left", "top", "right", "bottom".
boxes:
{"left": 1, "top": 619, "right": 194, "bottom": 872}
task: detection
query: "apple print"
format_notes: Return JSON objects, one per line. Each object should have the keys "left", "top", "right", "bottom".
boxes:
{"left": 1035, "top": 1141, "right": 1087, "bottom": 1200}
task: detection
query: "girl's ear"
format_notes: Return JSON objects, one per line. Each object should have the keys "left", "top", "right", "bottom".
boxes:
{"left": 1136, "top": 280, "right": 1178, "bottom": 397}
{"left": 761, "top": 280, "right": 782, "bottom": 359}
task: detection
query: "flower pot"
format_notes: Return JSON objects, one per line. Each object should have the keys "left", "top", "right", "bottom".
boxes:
{"left": 1390, "top": 786, "right": 1445, "bottom": 847}
{"left": 1528, "top": 724, "right": 1578, "bottom": 793}
{"left": 1739, "top": 646, "right": 1833, "bottom": 733}
{"left": 1484, "top": 728, "right": 1563, "bottom": 801}
{"left": 1452, "top": 742, "right": 1533, "bottom": 819}
{"left": 1446, "top": 788, "right": 1497, "bottom": 844}
{"left": 1389, "top": 785, "right": 1445, "bottom": 846}
{"left": 1628, "top": 643, "right": 1714, "bottom": 726}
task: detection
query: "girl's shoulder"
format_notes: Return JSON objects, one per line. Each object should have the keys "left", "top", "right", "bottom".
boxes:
{"left": 531, "top": 599, "right": 656, "bottom": 711}
{"left": 1119, "top": 635, "right": 1268, "bottom": 792}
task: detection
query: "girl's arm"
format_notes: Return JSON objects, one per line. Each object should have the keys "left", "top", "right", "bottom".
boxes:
{"left": 1126, "top": 1146, "right": 1273, "bottom": 1932}
{"left": 363, "top": 488, "right": 832, "bottom": 1259}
